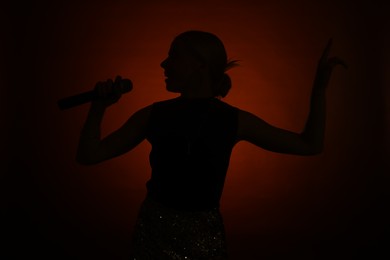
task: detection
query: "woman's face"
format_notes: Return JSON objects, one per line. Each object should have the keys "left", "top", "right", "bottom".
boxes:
{"left": 160, "top": 40, "right": 205, "bottom": 93}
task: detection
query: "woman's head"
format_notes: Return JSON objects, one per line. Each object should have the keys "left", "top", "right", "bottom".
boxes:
{"left": 161, "top": 30, "right": 238, "bottom": 98}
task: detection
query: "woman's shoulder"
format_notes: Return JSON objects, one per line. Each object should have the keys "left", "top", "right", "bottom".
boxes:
{"left": 215, "top": 98, "right": 238, "bottom": 109}
{"left": 151, "top": 97, "right": 182, "bottom": 107}
{"left": 211, "top": 99, "right": 239, "bottom": 117}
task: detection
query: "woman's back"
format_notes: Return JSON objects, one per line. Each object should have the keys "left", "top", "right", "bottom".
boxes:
{"left": 146, "top": 97, "right": 238, "bottom": 211}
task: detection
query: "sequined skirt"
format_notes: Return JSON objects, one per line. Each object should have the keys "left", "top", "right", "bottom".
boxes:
{"left": 130, "top": 196, "right": 228, "bottom": 259}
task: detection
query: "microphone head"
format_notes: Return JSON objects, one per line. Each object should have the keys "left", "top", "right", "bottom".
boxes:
{"left": 121, "top": 79, "right": 133, "bottom": 93}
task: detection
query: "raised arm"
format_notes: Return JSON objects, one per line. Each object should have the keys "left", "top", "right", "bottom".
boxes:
{"left": 76, "top": 76, "right": 152, "bottom": 165}
{"left": 237, "top": 39, "right": 347, "bottom": 155}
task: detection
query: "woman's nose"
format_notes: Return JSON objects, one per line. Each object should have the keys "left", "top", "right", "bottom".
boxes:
{"left": 160, "top": 58, "right": 168, "bottom": 69}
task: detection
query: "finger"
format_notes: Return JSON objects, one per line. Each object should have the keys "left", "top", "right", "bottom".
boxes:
{"left": 95, "top": 81, "right": 105, "bottom": 97}
{"left": 115, "top": 75, "right": 122, "bottom": 84}
{"left": 339, "top": 60, "right": 348, "bottom": 69}
{"left": 320, "top": 38, "right": 333, "bottom": 61}
{"left": 114, "top": 75, "right": 123, "bottom": 92}
{"left": 105, "top": 79, "right": 114, "bottom": 95}
{"left": 329, "top": 57, "right": 348, "bottom": 69}
{"left": 122, "top": 78, "right": 133, "bottom": 92}
{"left": 113, "top": 83, "right": 122, "bottom": 96}
{"left": 106, "top": 79, "right": 113, "bottom": 87}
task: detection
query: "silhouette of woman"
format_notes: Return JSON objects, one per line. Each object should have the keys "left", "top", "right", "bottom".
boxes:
{"left": 76, "top": 31, "right": 346, "bottom": 259}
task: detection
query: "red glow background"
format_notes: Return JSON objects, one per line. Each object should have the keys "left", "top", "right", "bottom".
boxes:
{"left": 3, "top": 0, "right": 389, "bottom": 259}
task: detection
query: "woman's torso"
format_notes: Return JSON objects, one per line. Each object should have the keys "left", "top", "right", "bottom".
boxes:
{"left": 145, "top": 97, "right": 238, "bottom": 211}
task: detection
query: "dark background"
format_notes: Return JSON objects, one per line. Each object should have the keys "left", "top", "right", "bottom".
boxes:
{"left": 3, "top": 0, "right": 389, "bottom": 259}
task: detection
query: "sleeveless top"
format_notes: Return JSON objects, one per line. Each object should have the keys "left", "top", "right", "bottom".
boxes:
{"left": 145, "top": 97, "right": 238, "bottom": 211}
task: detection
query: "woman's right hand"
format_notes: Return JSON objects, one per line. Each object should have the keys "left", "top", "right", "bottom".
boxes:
{"left": 92, "top": 75, "right": 126, "bottom": 108}
{"left": 315, "top": 39, "right": 348, "bottom": 88}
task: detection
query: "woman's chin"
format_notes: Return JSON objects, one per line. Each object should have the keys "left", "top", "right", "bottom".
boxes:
{"left": 166, "top": 87, "right": 182, "bottom": 94}
{"left": 165, "top": 82, "right": 182, "bottom": 93}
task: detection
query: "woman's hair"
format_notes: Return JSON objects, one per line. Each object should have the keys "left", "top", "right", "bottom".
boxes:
{"left": 173, "top": 30, "right": 239, "bottom": 98}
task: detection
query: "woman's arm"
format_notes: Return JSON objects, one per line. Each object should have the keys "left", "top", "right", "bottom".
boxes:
{"left": 237, "top": 39, "right": 347, "bottom": 155}
{"left": 237, "top": 89, "right": 325, "bottom": 155}
{"left": 76, "top": 76, "right": 152, "bottom": 165}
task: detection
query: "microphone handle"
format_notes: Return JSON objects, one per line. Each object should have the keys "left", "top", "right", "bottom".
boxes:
{"left": 57, "top": 80, "right": 132, "bottom": 110}
{"left": 58, "top": 90, "right": 97, "bottom": 110}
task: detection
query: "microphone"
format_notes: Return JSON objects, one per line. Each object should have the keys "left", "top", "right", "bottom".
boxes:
{"left": 57, "top": 79, "right": 133, "bottom": 110}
